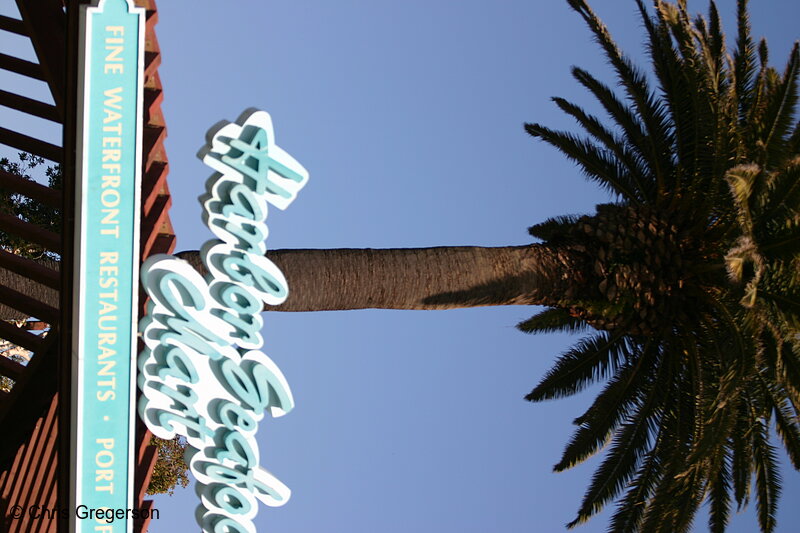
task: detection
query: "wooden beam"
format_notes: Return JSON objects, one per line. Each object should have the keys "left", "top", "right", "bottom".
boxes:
{"left": 143, "top": 50, "right": 160, "bottom": 79}
{"left": 133, "top": 499, "right": 155, "bottom": 533}
{"left": 0, "top": 213, "right": 61, "bottom": 254}
{"left": 134, "top": 444, "right": 157, "bottom": 505}
{"left": 143, "top": 86, "right": 163, "bottom": 125}
{"left": 142, "top": 183, "right": 170, "bottom": 224}
{"left": 57, "top": 2, "right": 80, "bottom": 529}
{"left": 0, "top": 52, "right": 46, "bottom": 80}
{"left": 0, "top": 168, "right": 61, "bottom": 209}
{"left": 0, "top": 335, "right": 58, "bottom": 474}
{"left": 0, "top": 348, "right": 28, "bottom": 381}
{"left": 0, "top": 15, "right": 27, "bottom": 36}
{"left": 142, "top": 124, "right": 166, "bottom": 172}
{"left": 0, "top": 249, "right": 60, "bottom": 290}
{"left": 0, "top": 320, "right": 43, "bottom": 354}
{"left": 0, "top": 284, "right": 58, "bottom": 324}
{"left": 141, "top": 160, "right": 168, "bottom": 214}
{"left": 140, "top": 233, "right": 176, "bottom": 260}
{"left": 140, "top": 195, "right": 170, "bottom": 258}
{"left": 0, "top": 127, "right": 61, "bottom": 163}
{"left": 0, "top": 89, "right": 61, "bottom": 123}
{"left": 15, "top": 399, "right": 58, "bottom": 532}
{"left": 15, "top": 0, "right": 66, "bottom": 114}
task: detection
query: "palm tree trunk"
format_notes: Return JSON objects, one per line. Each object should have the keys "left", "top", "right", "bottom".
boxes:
{"left": 176, "top": 244, "right": 585, "bottom": 311}
{"left": 0, "top": 245, "right": 586, "bottom": 320}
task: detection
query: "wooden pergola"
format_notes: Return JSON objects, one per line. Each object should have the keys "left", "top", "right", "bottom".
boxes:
{"left": 0, "top": 1, "right": 175, "bottom": 531}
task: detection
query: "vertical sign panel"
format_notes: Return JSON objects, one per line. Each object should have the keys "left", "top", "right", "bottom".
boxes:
{"left": 73, "top": 0, "right": 144, "bottom": 531}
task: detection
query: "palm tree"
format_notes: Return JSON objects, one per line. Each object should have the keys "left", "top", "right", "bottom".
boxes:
{"left": 178, "top": 2, "right": 799, "bottom": 530}
{"left": 0, "top": 1, "right": 797, "bottom": 530}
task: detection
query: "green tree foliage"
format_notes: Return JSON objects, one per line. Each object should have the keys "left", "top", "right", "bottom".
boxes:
{"left": 0, "top": 152, "right": 61, "bottom": 259}
{"left": 521, "top": 1, "right": 799, "bottom": 531}
{"left": 146, "top": 435, "right": 190, "bottom": 496}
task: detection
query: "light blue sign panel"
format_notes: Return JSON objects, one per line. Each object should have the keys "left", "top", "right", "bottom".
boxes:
{"left": 73, "top": 1, "right": 144, "bottom": 531}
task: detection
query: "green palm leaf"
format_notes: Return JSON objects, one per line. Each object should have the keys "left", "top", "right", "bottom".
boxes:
{"left": 555, "top": 344, "right": 659, "bottom": 472}
{"left": 516, "top": 308, "right": 587, "bottom": 335}
{"left": 751, "top": 418, "right": 781, "bottom": 533}
{"left": 525, "top": 330, "right": 629, "bottom": 401}
{"left": 523, "top": 1, "right": 800, "bottom": 531}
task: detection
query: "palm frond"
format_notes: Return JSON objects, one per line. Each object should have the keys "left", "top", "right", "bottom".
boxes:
{"left": 555, "top": 344, "right": 659, "bottom": 472}
{"left": 522, "top": 1, "right": 800, "bottom": 531}
{"left": 525, "top": 123, "right": 641, "bottom": 201}
{"left": 551, "top": 96, "right": 652, "bottom": 202}
{"left": 567, "top": 0, "right": 673, "bottom": 194}
{"left": 516, "top": 307, "right": 588, "bottom": 335}
{"left": 733, "top": 0, "right": 757, "bottom": 120}
{"left": 527, "top": 213, "right": 584, "bottom": 242}
{"left": 751, "top": 418, "right": 781, "bottom": 533}
{"left": 761, "top": 43, "right": 800, "bottom": 166}
{"left": 566, "top": 364, "right": 665, "bottom": 528}
{"left": 731, "top": 401, "right": 753, "bottom": 509}
{"left": 570, "top": 65, "right": 669, "bottom": 195}
{"left": 525, "top": 330, "right": 629, "bottom": 401}
{"left": 608, "top": 438, "right": 667, "bottom": 533}
{"left": 707, "top": 451, "right": 732, "bottom": 533}
{"left": 767, "top": 386, "right": 800, "bottom": 469}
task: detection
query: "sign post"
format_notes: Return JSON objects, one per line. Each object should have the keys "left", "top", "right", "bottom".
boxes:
{"left": 72, "top": 0, "right": 144, "bottom": 531}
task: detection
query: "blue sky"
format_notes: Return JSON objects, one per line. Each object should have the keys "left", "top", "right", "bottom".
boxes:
{"left": 143, "top": 1, "right": 800, "bottom": 532}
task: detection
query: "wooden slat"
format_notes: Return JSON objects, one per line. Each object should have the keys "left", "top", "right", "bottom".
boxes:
{"left": 0, "top": 319, "right": 43, "bottom": 354}
{"left": 0, "top": 89, "right": 60, "bottom": 122}
{"left": 142, "top": 160, "right": 168, "bottom": 214}
{"left": 17, "top": 402, "right": 58, "bottom": 533}
{"left": 136, "top": 421, "right": 152, "bottom": 461}
{"left": 143, "top": 50, "right": 160, "bottom": 79}
{"left": 140, "top": 196, "right": 170, "bottom": 258}
{"left": 0, "top": 213, "right": 61, "bottom": 253}
{"left": 0, "top": 249, "right": 60, "bottom": 290}
{"left": 0, "top": 284, "right": 58, "bottom": 324}
{"left": 56, "top": 2, "right": 80, "bottom": 530}
{"left": 142, "top": 124, "right": 165, "bottom": 171}
{"left": 0, "top": 352, "right": 26, "bottom": 381}
{"left": 142, "top": 193, "right": 169, "bottom": 230}
{"left": 0, "top": 338, "right": 59, "bottom": 491}
{"left": 4, "top": 399, "right": 46, "bottom": 522}
{"left": 135, "top": 444, "right": 157, "bottom": 504}
{"left": 133, "top": 499, "right": 155, "bottom": 533}
{"left": 135, "top": 4, "right": 174, "bottom": 531}
{"left": 0, "top": 15, "right": 27, "bottom": 36}
{"left": 0, "top": 168, "right": 61, "bottom": 208}
{"left": 143, "top": 86, "right": 162, "bottom": 125}
{"left": 0, "top": 427, "right": 27, "bottom": 499}
{"left": 16, "top": 0, "right": 66, "bottom": 114}
{"left": 0, "top": 395, "right": 58, "bottom": 533}
{"left": 0, "top": 52, "right": 46, "bottom": 80}
{"left": 0, "top": 127, "right": 61, "bottom": 162}
{"left": 146, "top": 232, "right": 175, "bottom": 258}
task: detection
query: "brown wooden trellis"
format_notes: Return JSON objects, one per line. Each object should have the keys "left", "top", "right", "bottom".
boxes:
{"left": 0, "top": 1, "right": 175, "bottom": 531}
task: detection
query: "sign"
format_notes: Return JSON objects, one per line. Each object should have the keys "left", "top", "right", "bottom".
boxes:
{"left": 138, "top": 109, "right": 308, "bottom": 533}
{"left": 71, "top": 0, "right": 144, "bottom": 531}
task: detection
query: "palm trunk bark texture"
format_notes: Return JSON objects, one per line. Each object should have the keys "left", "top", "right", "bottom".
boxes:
{"left": 0, "top": 245, "right": 587, "bottom": 320}
{"left": 176, "top": 245, "right": 584, "bottom": 312}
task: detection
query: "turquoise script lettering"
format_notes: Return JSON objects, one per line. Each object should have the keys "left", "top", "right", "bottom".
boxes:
{"left": 138, "top": 109, "right": 308, "bottom": 533}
